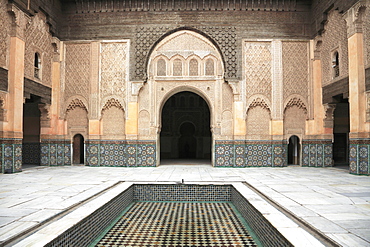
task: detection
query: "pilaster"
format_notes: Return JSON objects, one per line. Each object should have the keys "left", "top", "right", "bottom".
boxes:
{"left": 1, "top": 4, "right": 29, "bottom": 173}
{"left": 344, "top": 1, "right": 370, "bottom": 175}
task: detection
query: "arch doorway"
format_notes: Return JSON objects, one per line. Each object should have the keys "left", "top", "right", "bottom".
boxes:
{"left": 160, "top": 91, "right": 211, "bottom": 163}
{"left": 288, "top": 135, "right": 300, "bottom": 165}
{"left": 73, "top": 134, "right": 85, "bottom": 164}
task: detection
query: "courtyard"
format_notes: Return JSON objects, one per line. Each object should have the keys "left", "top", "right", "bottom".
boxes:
{"left": 0, "top": 163, "right": 369, "bottom": 246}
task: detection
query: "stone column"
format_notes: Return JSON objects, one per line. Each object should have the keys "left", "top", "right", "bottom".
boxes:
{"left": 2, "top": 5, "right": 29, "bottom": 173}
{"left": 344, "top": 1, "right": 370, "bottom": 175}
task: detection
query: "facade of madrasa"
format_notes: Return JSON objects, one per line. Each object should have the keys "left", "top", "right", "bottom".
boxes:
{"left": 0, "top": 0, "right": 369, "bottom": 174}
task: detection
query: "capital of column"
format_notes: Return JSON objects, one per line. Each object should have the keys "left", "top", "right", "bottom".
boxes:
{"left": 323, "top": 103, "right": 336, "bottom": 129}
{"left": 7, "top": 3, "right": 30, "bottom": 40}
{"left": 344, "top": 0, "right": 367, "bottom": 38}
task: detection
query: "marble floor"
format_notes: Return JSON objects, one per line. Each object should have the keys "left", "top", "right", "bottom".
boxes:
{"left": 0, "top": 162, "right": 369, "bottom": 246}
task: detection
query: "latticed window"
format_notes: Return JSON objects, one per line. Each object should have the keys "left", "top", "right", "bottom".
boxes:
{"left": 157, "top": 59, "right": 166, "bottom": 76}
{"left": 205, "top": 58, "right": 214, "bottom": 76}
{"left": 34, "top": 53, "right": 41, "bottom": 79}
{"left": 189, "top": 59, "right": 198, "bottom": 76}
{"left": 332, "top": 51, "right": 339, "bottom": 78}
{"left": 173, "top": 59, "right": 182, "bottom": 76}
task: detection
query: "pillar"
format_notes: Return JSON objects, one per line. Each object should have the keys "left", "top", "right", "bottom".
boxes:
{"left": 1, "top": 5, "right": 29, "bottom": 173}
{"left": 344, "top": 1, "right": 370, "bottom": 175}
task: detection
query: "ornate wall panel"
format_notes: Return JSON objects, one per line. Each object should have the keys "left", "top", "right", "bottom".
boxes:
{"left": 284, "top": 105, "right": 306, "bottom": 135}
{"left": 215, "top": 140, "right": 286, "bottom": 167}
{"left": 40, "top": 140, "right": 71, "bottom": 166}
{"left": 321, "top": 10, "right": 348, "bottom": 87}
{"left": 349, "top": 141, "right": 370, "bottom": 175}
{"left": 221, "top": 111, "right": 233, "bottom": 136}
{"left": 66, "top": 107, "right": 88, "bottom": 131}
{"left": 246, "top": 106, "right": 270, "bottom": 139}
{"left": 64, "top": 43, "right": 91, "bottom": 101}
{"left": 24, "top": 13, "right": 53, "bottom": 86}
{"left": 0, "top": 0, "right": 11, "bottom": 68}
{"left": 282, "top": 41, "right": 309, "bottom": 101}
{"left": 365, "top": 5, "right": 370, "bottom": 67}
{"left": 302, "top": 140, "right": 333, "bottom": 167}
{"left": 1, "top": 139, "right": 22, "bottom": 173}
{"left": 244, "top": 42, "right": 272, "bottom": 100}
{"left": 85, "top": 140, "right": 156, "bottom": 167}
{"left": 138, "top": 110, "right": 150, "bottom": 137}
{"left": 101, "top": 106, "right": 125, "bottom": 138}
{"left": 135, "top": 26, "right": 236, "bottom": 81}
{"left": 100, "top": 42, "right": 128, "bottom": 100}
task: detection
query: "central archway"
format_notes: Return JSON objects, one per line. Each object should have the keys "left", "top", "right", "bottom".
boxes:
{"left": 160, "top": 91, "right": 211, "bottom": 164}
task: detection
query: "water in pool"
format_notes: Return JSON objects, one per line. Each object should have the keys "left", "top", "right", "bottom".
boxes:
{"left": 93, "top": 201, "right": 260, "bottom": 246}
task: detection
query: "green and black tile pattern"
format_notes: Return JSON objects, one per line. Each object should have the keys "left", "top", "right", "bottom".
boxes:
{"left": 96, "top": 201, "right": 258, "bottom": 247}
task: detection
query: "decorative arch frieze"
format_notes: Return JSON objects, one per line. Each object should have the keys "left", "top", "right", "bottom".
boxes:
{"left": 65, "top": 98, "right": 88, "bottom": 115}
{"left": 137, "top": 26, "right": 235, "bottom": 81}
{"left": 148, "top": 30, "right": 223, "bottom": 79}
{"left": 101, "top": 98, "right": 125, "bottom": 114}
{"left": 284, "top": 96, "right": 308, "bottom": 118}
{"left": 246, "top": 95, "right": 271, "bottom": 113}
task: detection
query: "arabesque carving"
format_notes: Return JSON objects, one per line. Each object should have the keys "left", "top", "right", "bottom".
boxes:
{"left": 66, "top": 98, "right": 88, "bottom": 113}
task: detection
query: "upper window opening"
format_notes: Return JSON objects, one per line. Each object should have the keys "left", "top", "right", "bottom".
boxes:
{"left": 332, "top": 51, "right": 339, "bottom": 78}
{"left": 34, "top": 52, "right": 41, "bottom": 79}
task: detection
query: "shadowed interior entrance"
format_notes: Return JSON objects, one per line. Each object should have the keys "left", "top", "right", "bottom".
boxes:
{"left": 160, "top": 92, "right": 211, "bottom": 163}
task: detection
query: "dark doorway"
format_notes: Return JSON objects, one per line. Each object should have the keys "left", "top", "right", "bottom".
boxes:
{"left": 160, "top": 91, "right": 211, "bottom": 163}
{"left": 288, "top": 135, "right": 300, "bottom": 165}
{"left": 333, "top": 96, "right": 349, "bottom": 166}
{"left": 178, "top": 122, "right": 197, "bottom": 159}
{"left": 73, "top": 134, "right": 84, "bottom": 164}
{"left": 22, "top": 95, "right": 41, "bottom": 166}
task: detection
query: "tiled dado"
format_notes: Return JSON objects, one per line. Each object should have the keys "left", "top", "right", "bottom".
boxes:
{"left": 349, "top": 139, "right": 370, "bottom": 175}
{"left": 40, "top": 140, "right": 71, "bottom": 166}
{"left": 22, "top": 143, "right": 40, "bottom": 165}
{"left": 0, "top": 138, "right": 22, "bottom": 173}
{"left": 86, "top": 140, "right": 156, "bottom": 167}
{"left": 214, "top": 140, "right": 287, "bottom": 167}
{"left": 302, "top": 140, "right": 333, "bottom": 167}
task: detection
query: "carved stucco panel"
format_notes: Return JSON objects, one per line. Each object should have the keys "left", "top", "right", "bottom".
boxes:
{"left": 24, "top": 12, "right": 53, "bottom": 86}
{"left": 100, "top": 42, "right": 128, "bottom": 100}
{"left": 0, "top": 0, "right": 12, "bottom": 68}
{"left": 244, "top": 41, "right": 272, "bottom": 101}
{"left": 321, "top": 10, "right": 349, "bottom": 87}
{"left": 64, "top": 43, "right": 91, "bottom": 102}
{"left": 282, "top": 41, "right": 309, "bottom": 102}
{"left": 246, "top": 106, "right": 271, "bottom": 139}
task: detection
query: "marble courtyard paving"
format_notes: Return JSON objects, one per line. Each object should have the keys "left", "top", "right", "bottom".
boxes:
{"left": 0, "top": 163, "right": 369, "bottom": 246}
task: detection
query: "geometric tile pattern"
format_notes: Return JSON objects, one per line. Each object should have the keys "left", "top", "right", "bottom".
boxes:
{"left": 45, "top": 186, "right": 134, "bottom": 247}
{"left": 40, "top": 140, "right": 71, "bottom": 166}
{"left": 95, "top": 202, "right": 259, "bottom": 247}
{"left": 232, "top": 188, "right": 293, "bottom": 247}
{"left": 349, "top": 139, "right": 370, "bottom": 175}
{"left": 86, "top": 140, "right": 156, "bottom": 167}
{"left": 0, "top": 138, "right": 22, "bottom": 173}
{"left": 134, "top": 184, "right": 231, "bottom": 202}
{"left": 301, "top": 140, "right": 333, "bottom": 167}
{"left": 215, "top": 140, "right": 287, "bottom": 167}
{"left": 22, "top": 143, "right": 40, "bottom": 165}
